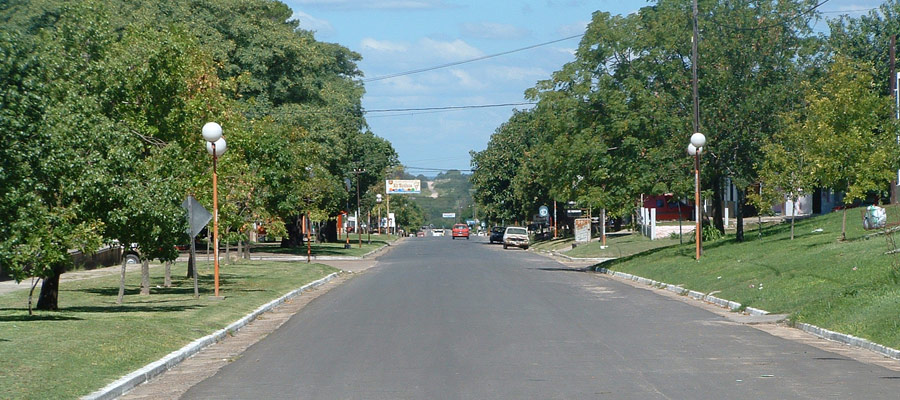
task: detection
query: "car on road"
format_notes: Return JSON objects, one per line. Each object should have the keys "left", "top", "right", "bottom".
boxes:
{"left": 451, "top": 223, "right": 470, "bottom": 239}
{"left": 432, "top": 228, "right": 444, "bottom": 237}
{"left": 502, "top": 227, "right": 530, "bottom": 250}
{"left": 489, "top": 226, "right": 505, "bottom": 244}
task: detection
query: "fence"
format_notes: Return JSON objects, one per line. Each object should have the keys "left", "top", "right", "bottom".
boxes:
{"left": 637, "top": 207, "right": 657, "bottom": 240}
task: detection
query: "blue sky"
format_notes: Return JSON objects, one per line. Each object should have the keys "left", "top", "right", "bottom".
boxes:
{"left": 282, "top": 0, "right": 884, "bottom": 175}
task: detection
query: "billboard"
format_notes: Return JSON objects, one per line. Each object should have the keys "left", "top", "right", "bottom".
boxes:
{"left": 386, "top": 179, "right": 421, "bottom": 194}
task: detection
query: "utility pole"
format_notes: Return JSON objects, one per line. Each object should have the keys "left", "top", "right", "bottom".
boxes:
{"left": 890, "top": 35, "right": 898, "bottom": 204}
{"left": 353, "top": 167, "right": 366, "bottom": 248}
{"left": 691, "top": 0, "right": 700, "bottom": 134}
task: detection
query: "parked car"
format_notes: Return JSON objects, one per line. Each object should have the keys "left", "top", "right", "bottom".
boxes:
{"left": 502, "top": 227, "right": 530, "bottom": 250}
{"left": 489, "top": 226, "right": 505, "bottom": 244}
{"left": 451, "top": 223, "right": 470, "bottom": 239}
{"left": 433, "top": 228, "right": 444, "bottom": 237}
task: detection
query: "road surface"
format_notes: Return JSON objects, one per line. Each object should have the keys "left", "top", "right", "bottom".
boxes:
{"left": 182, "top": 236, "right": 900, "bottom": 399}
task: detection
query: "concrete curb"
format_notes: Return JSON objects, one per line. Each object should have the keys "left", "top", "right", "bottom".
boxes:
{"left": 82, "top": 272, "right": 339, "bottom": 400}
{"left": 594, "top": 267, "right": 900, "bottom": 361}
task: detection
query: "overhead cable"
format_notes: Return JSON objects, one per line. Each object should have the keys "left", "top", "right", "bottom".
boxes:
{"left": 363, "top": 34, "right": 584, "bottom": 83}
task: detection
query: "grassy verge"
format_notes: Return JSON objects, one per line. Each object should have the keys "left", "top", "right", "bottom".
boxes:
{"left": 252, "top": 234, "right": 397, "bottom": 258}
{"left": 531, "top": 232, "right": 680, "bottom": 259}
{"left": 598, "top": 205, "right": 900, "bottom": 349}
{"left": 0, "top": 260, "right": 338, "bottom": 400}
{"left": 567, "top": 233, "right": 681, "bottom": 258}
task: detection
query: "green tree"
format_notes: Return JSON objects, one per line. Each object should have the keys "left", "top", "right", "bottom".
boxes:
{"left": 753, "top": 104, "right": 818, "bottom": 240}
{"left": 805, "top": 56, "right": 899, "bottom": 240}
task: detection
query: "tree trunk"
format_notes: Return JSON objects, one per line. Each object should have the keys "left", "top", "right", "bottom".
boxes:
{"left": 736, "top": 188, "right": 745, "bottom": 242}
{"left": 225, "top": 228, "right": 231, "bottom": 265}
{"left": 321, "top": 219, "right": 338, "bottom": 243}
{"left": 36, "top": 264, "right": 64, "bottom": 311}
{"left": 841, "top": 208, "right": 848, "bottom": 241}
{"left": 117, "top": 257, "right": 127, "bottom": 304}
{"left": 237, "top": 237, "right": 243, "bottom": 260}
{"left": 712, "top": 175, "right": 725, "bottom": 233}
{"left": 164, "top": 261, "right": 171, "bottom": 288}
{"left": 186, "top": 252, "right": 194, "bottom": 278}
{"left": 140, "top": 259, "right": 150, "bottom": 296}
{"left": 281, "top": 215, "right": 303, "bottom": 247}
{"left": 245, "top": 237, "right": 251, "bottom": 260}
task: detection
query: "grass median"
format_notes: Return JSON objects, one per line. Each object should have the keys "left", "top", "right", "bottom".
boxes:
{"left": 599, "top": 205, "right": 900, "bottom": 350}
{"left": 0, "top": 260, "right": 338, "bottom": 400}
{"left": 532, "top": 232, "right": 680, "bottom": 259}
{"left": 253, "top": 233, "right": 398, "bottom": 258}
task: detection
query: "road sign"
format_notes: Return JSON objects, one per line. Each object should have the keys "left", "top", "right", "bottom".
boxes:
{"left": 182, "top": 195, "right": 212, "bottom": 239}
{"left": 539, "top": 205, "right": 549, "bottom": 218}
{"left": 575, "top": 218, "right": 591, "bottom": 243}
{"left": 442, "top": 212, "right": 456, "bottom": 219}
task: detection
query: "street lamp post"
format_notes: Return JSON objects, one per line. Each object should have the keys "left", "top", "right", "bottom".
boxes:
{"left": 687, "top": 132, "right": 706, "bottom": 261}
{"left": 376, "top": 194, "right": 383, "bottom": 235}
{"left": 202, "top": 122, "right": 227, "bottom": 298}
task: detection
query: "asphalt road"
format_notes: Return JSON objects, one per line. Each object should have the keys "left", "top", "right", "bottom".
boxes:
{"left": 182, "top": 236, "right": 900, "bottom": 399}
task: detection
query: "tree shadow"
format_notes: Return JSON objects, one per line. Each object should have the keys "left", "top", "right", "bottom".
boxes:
{"left": 73, "top": 286, "right": 214, "bottom": 296}
{"left": 532, "top": 267, "right": 588, "bottom": 273}
{"left": 60, "top": 304, "right": 204, "bottom": 313}
{"left": 0, "top": 314, "right": 83, "bottom": 322}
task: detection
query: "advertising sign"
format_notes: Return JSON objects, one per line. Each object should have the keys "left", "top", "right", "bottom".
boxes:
{"left": 442, "top": 212, "right": 456, "bottom": 219}
{"left": 574, "top": 218, "right": 591, "bottom": 243}
{"left": 385, "top": 179, "right": 421, "bottom": 194}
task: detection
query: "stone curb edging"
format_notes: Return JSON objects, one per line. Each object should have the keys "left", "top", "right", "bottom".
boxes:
{"left": 796, "top": 323, "right": 900, "bottom": 360}
{"left": 82, "top": 272, "right": 339, "bottom": 400}
{"left": 595, "top": 267, "right": 900, "bottom": 361}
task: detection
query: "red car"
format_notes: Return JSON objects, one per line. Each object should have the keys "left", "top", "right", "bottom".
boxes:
{"left": 451, "top": 223, "right": 470, "bottom": 239}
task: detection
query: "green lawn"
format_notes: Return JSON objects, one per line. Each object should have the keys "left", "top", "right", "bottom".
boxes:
{"left": 532, "top": 232, "right": 680, "bottom": 259}
{"left": 253, "top": 234, "right": 398, "bottom": 258}
{"left": 0, "top": 260, "right": 338, "bottom": 400}
{"left": 598, "top": 205, "right": 900, "bottom": 349}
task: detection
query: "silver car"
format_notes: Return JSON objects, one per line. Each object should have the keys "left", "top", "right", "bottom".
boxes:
{"left": 502, "top": 227, "right": 530, "bottom": 250}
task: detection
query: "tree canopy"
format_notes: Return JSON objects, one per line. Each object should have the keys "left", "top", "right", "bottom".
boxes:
{"left": 0, "top": 0, "right": 399, "bottom": 309}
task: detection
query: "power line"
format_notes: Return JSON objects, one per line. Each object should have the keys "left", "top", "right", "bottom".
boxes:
{"left": 709, "top": 0, "right": 830, "bottom": 32}
{"left": 404, "top": 165, "right": 474, "bottom": 173}
{"left": 363, "top": 34, "right": 584, "bottom": 83}
{"left": 364, "top": 102, "right": 536, "bottom": 113}
{"left": 820, "top": 7, "right": 877, "bottom": 14}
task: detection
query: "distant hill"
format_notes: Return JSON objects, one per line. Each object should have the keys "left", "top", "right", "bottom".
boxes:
{"left": 407, "top": 170, "right": 475, "bottom": 228}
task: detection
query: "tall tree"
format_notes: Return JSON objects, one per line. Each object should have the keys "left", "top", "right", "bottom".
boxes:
{"left": 805, "top": 56, "right": 899, "bottom": 240}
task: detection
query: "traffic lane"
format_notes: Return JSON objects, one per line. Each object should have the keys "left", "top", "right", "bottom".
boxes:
{"left": 182, "top": 236, "right": 900, "bottom": 399}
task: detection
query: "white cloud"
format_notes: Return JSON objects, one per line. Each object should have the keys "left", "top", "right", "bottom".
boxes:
{"left": 420, "top": 38, "right": 482, "bottom": 60}
{"left": 291, "top": 11, "right": 335, "bottom": 36}
{"left": 460, "top": 22, "right": 530, "bottom": 40}
{"left": 449, "top": 69, "right": 485, "bottom": 89}
{"left": 485, "top": 66, "right": 548, "bottom": 82}
{"left": 558, "top": 20, "right": 589, "bottom": 36}
{"left": 360, "top": 38, "right": 408, "bottom": 52}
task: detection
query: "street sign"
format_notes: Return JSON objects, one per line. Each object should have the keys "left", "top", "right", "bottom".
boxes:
{"left": 539, "top": 206, "right": 549, "bottom": 218}
{"left": 442, "top": 212, "right": 456, "bottom": 219}
{"left": 575, "top": 218, "right": 591, "bottom": 243}
{"left": 182, "top": 195, "right": 212, "bottom": 239}
{"left": 566, "top": 209, "right": 583, "bottom": 217}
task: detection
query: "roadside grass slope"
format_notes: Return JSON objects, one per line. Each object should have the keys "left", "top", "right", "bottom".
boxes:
{"left": 600, "top": 205, "right": 900, "bottom": 349}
